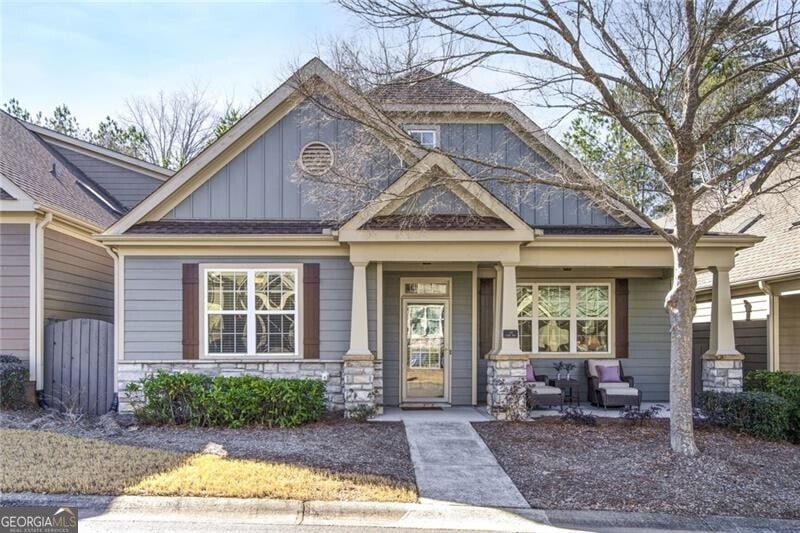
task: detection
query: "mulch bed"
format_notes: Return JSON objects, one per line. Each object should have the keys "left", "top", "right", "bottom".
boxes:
{"left": 0, "top": 409, "right": 415, "bottom": 489}
{"left": 474, "top": 418, "right": 800, "bottom": 518}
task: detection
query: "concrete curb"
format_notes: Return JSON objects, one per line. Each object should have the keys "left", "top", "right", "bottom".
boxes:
{"left": 2, "top": 492, "right": 798, "bottom": 532}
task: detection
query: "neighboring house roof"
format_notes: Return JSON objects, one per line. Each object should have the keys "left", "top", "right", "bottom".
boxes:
{"left": 0, "top": 111, "right": 121, "bottom": 229}
{"left": 127, "top": 220, "right": 337, "bottom": 235}
{"left": 368, "top": 69, "right": 505, "bottom": 105}
{"left": 696, "top": 161, "right": 800, "bottom": 290}
{"left": 24, "top": 122, "right": 173, "bottom": 181}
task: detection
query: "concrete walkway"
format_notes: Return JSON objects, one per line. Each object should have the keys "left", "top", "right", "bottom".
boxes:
{"left": 398, "top": 409, "right": 529, "bottom": 508}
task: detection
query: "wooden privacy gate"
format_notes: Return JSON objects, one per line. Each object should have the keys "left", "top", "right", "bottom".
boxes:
{"left": 692, "top": 319, "right": 768, "bottom": 400}
{"left": 44, "top": 319, "right": 114, "bottom": 415}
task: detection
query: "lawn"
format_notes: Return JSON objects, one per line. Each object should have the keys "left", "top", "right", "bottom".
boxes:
{"left": 474, "top": 418, "right": 800, "bottom": 519}
{"left": 0, "top": 426, "right": 416, "bottom": 502}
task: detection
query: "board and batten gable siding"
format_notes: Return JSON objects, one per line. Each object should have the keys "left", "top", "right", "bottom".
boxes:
{"left": 529, "top": 278, "right": 671, "bottom": 402}
{"left": 0, "top": 223, "right": 31, "bottom": 361}
{"left": 439, "top": 123, "right": 620, "bottom": 227}
{"left": 382, "top": 271, "right": 473, "bottom": 406}
{"left": 165, "top": 103, "right": 398, "bottom": 221}
{"left": 123, "top": 256, "right": 375, "bottom": 361}
{"left": 46, "top": 145, "right": 163, "bottom": 209}
{"left": 43, "top": 228, "right": 114, "bottom": 322}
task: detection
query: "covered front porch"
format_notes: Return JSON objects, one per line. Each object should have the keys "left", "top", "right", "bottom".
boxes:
{"left": 339, "top": 232, "right": 753, "bottom": 418}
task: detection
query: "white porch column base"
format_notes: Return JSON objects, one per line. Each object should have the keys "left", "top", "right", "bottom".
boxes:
{"left": 702, "top": 266, "right": 744, "bottom": 393}
{"left": 486, "top": 353, "right": 528, "bottom": 420}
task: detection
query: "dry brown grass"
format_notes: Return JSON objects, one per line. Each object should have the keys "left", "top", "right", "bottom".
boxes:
{"left": 0, "top": 429, "right": 416, "bottom": 502}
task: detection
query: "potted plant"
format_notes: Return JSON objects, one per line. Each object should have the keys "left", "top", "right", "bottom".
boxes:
{"left": 564, "top": 362, "right": 576, "bottom": 380}
{"left": 553, "top": 361, "right": 565, "bottom": 380}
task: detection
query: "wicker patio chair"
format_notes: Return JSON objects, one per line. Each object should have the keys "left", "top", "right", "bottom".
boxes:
{"left": 525, "top": 365, "right": 564, "bottom": 410}
{"left": 585, "top": 359, "right": 642, "bottom": 409}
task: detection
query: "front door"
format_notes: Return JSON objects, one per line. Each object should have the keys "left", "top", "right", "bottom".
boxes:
{"left": 402, "top": 301, "right": 449, "bottom": 403}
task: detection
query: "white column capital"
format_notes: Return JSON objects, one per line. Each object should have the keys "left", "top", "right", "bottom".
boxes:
{"left": 708, "top": 265, "right": 732, "bottom": 274}
{"left": 350, "top": 261, "right": 369, "bottom": 268}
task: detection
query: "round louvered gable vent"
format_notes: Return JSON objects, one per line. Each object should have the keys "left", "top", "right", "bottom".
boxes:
{"left": 300, "top": 142, "right": 333, "bottom": 175}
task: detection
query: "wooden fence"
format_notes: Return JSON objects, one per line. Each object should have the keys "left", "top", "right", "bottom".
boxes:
{"left": 692, "top": 319, "right": 768, "bottom": 400}
{"left": 44, "top": 319, "right": 114, "bottom": 415}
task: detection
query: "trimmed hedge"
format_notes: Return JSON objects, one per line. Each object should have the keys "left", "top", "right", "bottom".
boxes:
{"left": 0, "top": 355, "right": 29, "bottom": 410}
{"left": 698, "top": 390, "right": 791, "bottom": 441}
{"left": 125, "top": 371, "right": 326, "bottom": 428}
{"left": 744, "top": 370, "right": 800, "bottom": 442}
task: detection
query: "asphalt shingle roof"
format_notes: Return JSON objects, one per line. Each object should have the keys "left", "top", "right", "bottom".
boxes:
{"left": 127, "top": 220, "right": 338, "bottom": 235}
{"left": 0, "top": 188, "right": 13, "bottom": 200}
{"left": 696, "top": 162, "right": 800, "bottom": 289}
{"left": 0, "top": 111, "right": 120, "bottom": 228}
{"left": 367, "top": 69, "right": 505, "bottom": 106}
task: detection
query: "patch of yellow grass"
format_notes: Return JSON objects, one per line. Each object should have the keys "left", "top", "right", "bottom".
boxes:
{"left": 0, "top": 429, "right": 415, "bottom": 502}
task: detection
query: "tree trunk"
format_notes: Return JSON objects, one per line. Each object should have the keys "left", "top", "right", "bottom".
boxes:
{"left": 665, "top": 243, "right": 700, "bottom": 456}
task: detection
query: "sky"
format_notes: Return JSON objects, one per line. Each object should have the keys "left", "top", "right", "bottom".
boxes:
{"left": 1, "top": 1, "right": 569, "bottom": 137}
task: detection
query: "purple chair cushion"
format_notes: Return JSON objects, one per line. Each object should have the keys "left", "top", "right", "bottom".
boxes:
{"left": 597, "top": 363, "right": 621, "bottom": 382}
{"left": 526, "top": 363, "right": 536, "bottom": 382}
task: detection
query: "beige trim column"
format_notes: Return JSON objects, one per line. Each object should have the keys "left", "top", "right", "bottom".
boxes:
{"left": 346, "top": 261, "right": 372, "bottom": 357}
{"left": 702, "top": 266, "right": 744, "bottom": 393}
{"left": 490, "top": 265, "right": 503, "bottom": 355}
{"left": 705, "top": 266, "right": 741, "bottom": 357}
{"left": 498, "top": 262, "right": 522, "bottom": 355}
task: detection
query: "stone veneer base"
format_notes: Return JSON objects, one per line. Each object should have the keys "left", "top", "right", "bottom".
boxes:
{"left": 701, "top": 353, "right": 744, "bottom": 393}
{"left": 486, "top": 354, "right": 528, "bottom": 420}
{"left": 117, "top": 360, "right": 345, "bottom": 413}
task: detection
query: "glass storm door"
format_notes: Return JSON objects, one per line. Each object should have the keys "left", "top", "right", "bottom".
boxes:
{"left": 403, "top": 302, "right": 448, "bottom": 402}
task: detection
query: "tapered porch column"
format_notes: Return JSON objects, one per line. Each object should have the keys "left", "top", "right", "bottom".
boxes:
{"left": 499, "top": 262, "right": 522, "bottom": 355}
{"left": 486, "top": 262, "right": 528, "bottom": 419}
{"left": 702, "top": 266, "right": 744, "bottom": 393}
{"left": 343, "top": 261, "right": 378, "bottom": 417}
{"left": 346, "top": 261, "right": 371, "bottom": 357}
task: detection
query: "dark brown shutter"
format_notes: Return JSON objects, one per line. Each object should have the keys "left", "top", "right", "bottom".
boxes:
{"left": 478, "top": 278, "right": 494, "bottom": 358}
{"left": 182, "top": 263, "right": 199, "bottom": 359}
{"left": 303, "top": 263, "right": 320, "bottom": 359}
{"left": 615, "top": 279, "right": 629, "bottom": 358}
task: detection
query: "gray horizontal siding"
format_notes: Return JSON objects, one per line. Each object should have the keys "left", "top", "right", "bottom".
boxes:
{"left": 124, "top": 256, "right": 361, "bottom": 361}
{"left": 48, "top": 145, "right": 163, "bottom": 208}
{"left": 382, "top": 271, "right": 473, "bottom": 406}
{"left": 440, "top": 123, "right": 619, "bottom": 227}
{"left": 0, "top": 223, "right": 30, "bottom": 361}
{"left": 43, "top": 229, "right": 114, "bottom": 322}
{"left": 530, "top": 278, "right": 671, "bottom": 402}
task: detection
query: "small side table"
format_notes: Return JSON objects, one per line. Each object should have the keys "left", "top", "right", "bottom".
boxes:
{"left": 549, "top": 378, "right": 580, "bottom": 406}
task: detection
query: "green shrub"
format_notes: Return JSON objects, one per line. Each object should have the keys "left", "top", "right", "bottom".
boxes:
{"left": 698, "top": 390, "right": 791, "bottom": 441}
{"left": 745, "top": 370, "right": 800, "bottom": 442}
{"left": 0, "top": 354, "right": 30, "bottom": 410}
{"left": 125, "top": 371, "right": 326, "bottom": 428}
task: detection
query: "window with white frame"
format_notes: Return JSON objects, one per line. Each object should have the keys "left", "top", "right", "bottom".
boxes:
{"left": 205, "top": 267, "right": 299, "bottom": 356}
{"left": 407, "top": 129, "right": 437, "bottom": 149}
{"left": 517, "top": 282, "right": 611, "bottom": 354}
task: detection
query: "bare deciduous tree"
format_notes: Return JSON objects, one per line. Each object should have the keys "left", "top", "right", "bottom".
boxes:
{"left": 294, "top": 0, "right": 799, "bottom": 455}
{"left": 125, "top": 85, "right": 219, "bottom": 170}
